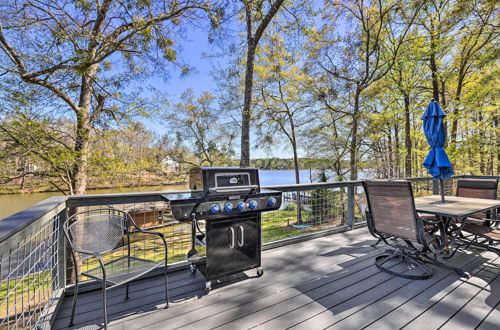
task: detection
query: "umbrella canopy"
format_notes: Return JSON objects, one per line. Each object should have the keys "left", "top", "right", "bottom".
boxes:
{"left": 422, "top": 100, "right": 454, "bottom": 180}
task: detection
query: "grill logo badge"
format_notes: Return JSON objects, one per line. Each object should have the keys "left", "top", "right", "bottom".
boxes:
{"left": 230, "top": 177, "right": 238, "bottom": 184}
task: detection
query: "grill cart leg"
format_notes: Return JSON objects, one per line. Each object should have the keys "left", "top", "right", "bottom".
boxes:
{"left": 205, "top": 281, "right": 211, "bottom": 293}
{"left": 190, "top": 264, "right": 197, "bottom": 276}
{"left": 187, "top": 215, "right": 199, "bottom": 260}
{"left": 257, "top": 267, "right": 264, "bottom": 277}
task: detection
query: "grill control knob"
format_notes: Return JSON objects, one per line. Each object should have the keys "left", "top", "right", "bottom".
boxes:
{"left": 210, "top": 204, "right": 221, "bottom": 214}
{"left": 249, "top": 200, "right": 258, "bottom": 209}
{"left": 237, "top": 201, "right": 246, "bottom": 210}
{"left": 268, "top": 197, "right": 277, "bottom": 206}
{"left": 224, "top": 203, "right": 233, "bottom": 212}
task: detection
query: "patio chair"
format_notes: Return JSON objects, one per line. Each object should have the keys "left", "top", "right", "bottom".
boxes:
{"left": 454, "top": 179, "right": 499, "bottom": 256}
{"left": 363, "top": 180, "right": 466, "bottom": 280}
{"left": 63, "top": 208, "right": 169, "bottom": 329}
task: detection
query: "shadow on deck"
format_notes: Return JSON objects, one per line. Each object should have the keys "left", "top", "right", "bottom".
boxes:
{"left": 53, "top": 228, "right": 500, "bottom": 330}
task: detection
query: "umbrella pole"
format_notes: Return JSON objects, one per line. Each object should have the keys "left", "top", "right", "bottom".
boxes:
{"left": 440, "top": 179, "right": 445, "bottom": 203}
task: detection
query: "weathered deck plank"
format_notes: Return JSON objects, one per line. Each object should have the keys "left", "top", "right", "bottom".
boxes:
{"left": 440, "top": 267, "right": 500, "bottom": 330}
{"left": 477, "top": 301, "right": 500, "bottom": 330}
{"left": 329, "top": 251, "right": 486, "bottom": 330}
{"left": 361, "top": 251, "right": 499, "bottom": 330}
{"left": 55, "top": 229, "right": 377, "bottom": 328}
{"left": 402, "top": 256, "right": 499, "bottom": 330}
{"left": 52, "top": 227, "right": 500, "bottom": 330}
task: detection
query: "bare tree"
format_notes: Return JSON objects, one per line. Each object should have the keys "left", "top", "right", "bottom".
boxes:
{"left": 240, "top": 0, "right": 286, "bottom": 167}
{"left": 312, "top": 0, "right": 423, "bottom": 179}
{"left": 0, "top": 0, "right": 218, "bottom": 194}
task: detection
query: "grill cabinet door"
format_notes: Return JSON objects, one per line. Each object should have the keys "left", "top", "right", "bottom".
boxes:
{"left": 234, "top": 216, "right": 260, "bottom": 268}
{"left": 206, "top": 215, "right": 260, "bottom": 279}
{"left": 206, "top": 218, "right": 238, "bottom": 278}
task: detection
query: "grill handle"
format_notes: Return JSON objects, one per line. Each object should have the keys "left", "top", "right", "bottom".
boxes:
{"left": 208, "top": 185, "right": 259, "bottom": 193}
{"left": 238, "top": 226, "right": 244, "bottom": 247}
{"left": 228, "top": 227, "right": 235, "bottom": 248}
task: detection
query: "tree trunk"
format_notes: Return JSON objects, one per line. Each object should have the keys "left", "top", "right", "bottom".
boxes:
{"left": 290, "top": 118, "right": 302, "bottom": 224}
{"left": 72, "top": 118, "right": 90, "bottom": 195}
{"left": 496, "top": 116, "right": 500, "bottom": 175}
{"left": 350, "top": 89, "right": 360, "bottom": 180}
{"left": 240, "top": 42, "right": 256, "bottom": 167}
{"left": 72, "top": 67, "right": 97, "bottom": 195}
{"left": 450, "top": 74, "right": 464, "bottom": 144}
{"left": 404, "top": 94, "right": 412, "bottom": 177}
{"left": 429, "top": 22, "right": 440, "bottom": 102}
{"left": 439, "top": 79, "right": 446, "bottom": 108}
{"left": 387, "top": 128, "right": 393, "bottom": 178}
{"left": 240, "top": 0, "right": 285, "bottom": 167}
{"left": 20, "top": 159, "right": 26, "bottom": 189}
{"left": 394, "top": 123, "right": 400, "bottom": 177}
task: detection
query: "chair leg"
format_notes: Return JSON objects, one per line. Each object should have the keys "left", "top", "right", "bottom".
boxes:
{"left": 125, "top": 283, "right": 130, "bottom": 300}
{"left": 68, "top": 275, "right": 79, "bottom": 327}
{"left": 102, "top": 280, "right": 108, "bottom": 329}
{"left": 375, "top": 250, "right": 433, "bottom": 280}
{"left": 164, "top": 264, "right": 169, "bottom": 309}
{"left": 371, "top": 238, "right": 381, "bottom": 248}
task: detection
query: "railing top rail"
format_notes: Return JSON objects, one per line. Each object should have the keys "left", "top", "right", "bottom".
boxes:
{"left": 1, "top": 174, "right": 498, "bottom": 246}
{"left": 263, "top": 180, "right": 363, "bottom": 191}
{"left": 0, "top": 195, "right": 67, "bottom": 247}
{"left": 263, "top": 176, "right": 446, "bottom": 192}
{"left": 460, "top": 175, "right": 500, "bottom": 180}
{"left": 65, "top": 189, "right": 191, "bottom": 207}
{"left": 66, "top": 189, "right": 191, "bottom": 200}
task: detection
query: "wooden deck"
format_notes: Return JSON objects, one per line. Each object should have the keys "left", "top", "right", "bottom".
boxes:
{"left": 53, "top": 228, "right": 500, "bottom": 330}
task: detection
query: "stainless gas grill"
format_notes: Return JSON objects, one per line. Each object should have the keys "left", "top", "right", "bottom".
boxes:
{"left": 162, "top": 167, "right": 282, "bottom": 293}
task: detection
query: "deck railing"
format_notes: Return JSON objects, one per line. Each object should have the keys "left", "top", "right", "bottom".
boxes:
{"left": 0, "top": 175, "right": 497, "bottom": 328}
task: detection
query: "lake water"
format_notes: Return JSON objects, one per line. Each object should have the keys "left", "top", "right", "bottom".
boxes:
{"left": 0, "top": 170, "right": 319, "bottom": 220}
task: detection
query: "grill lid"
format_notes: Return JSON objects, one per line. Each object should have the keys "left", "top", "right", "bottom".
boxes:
{"left": 189, "top": 167, "right": 260, "bottom": 195}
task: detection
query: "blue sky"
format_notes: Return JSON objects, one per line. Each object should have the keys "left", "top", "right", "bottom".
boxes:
{"left": 141, "top": 23, "right": 290, "bottom": 159}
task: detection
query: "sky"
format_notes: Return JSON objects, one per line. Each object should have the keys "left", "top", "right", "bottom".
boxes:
{"left": 140, "top": 17, "right": 292, "bottom": 159}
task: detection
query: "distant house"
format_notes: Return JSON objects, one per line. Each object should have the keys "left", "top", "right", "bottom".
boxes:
{"left": 162, "top": 157, "right": 179, "bottom": 172}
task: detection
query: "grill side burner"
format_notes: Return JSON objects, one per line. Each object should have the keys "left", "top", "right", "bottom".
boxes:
{"left": 162, "top": 167, "right": 282, "bottom": 293}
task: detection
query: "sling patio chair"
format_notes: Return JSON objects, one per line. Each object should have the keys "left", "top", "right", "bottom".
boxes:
{"left": 450, "top": 179, "right": 499, "bottom": 256}
{"left": 63, "top": 208, "right": 169, "bottom": 329}
{"left": 362, "top": 180, "right": 467, "bottom": 280}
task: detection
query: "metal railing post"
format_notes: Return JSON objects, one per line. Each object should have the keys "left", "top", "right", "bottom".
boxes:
{"left": 57, "top": 208, "right": 67, "bottom": 290}
{"left": 347, "top": 186, "right": 355, "bottom": 228}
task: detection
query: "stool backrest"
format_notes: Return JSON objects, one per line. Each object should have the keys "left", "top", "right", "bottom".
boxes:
{"left": 456, "top": 179, "right": 498, "bottom": 200}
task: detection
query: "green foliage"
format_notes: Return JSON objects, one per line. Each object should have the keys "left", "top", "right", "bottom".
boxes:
{"left": 0, "top": 0, "right": 498, "bottom": 196}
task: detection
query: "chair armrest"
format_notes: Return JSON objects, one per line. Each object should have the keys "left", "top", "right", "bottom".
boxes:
{"left": 69, "top": 245, "right": 102, "bottom": 260}
{"left": 130, "top": 222, "right": 165, "bottom": 239}
{"left": 126, "top": 213, "right": 164, "bottom": 237}
{"left": 129, "top": 220, "right": 168, "bottom": 251}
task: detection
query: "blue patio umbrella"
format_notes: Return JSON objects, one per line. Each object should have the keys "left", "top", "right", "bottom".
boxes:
{"left": 422, "top": 100, "right": 454, "bottom": 203}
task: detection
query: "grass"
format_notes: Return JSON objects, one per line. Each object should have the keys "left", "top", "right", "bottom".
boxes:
{"left": 0, "top": 270, "right": 53, "bottom": 322}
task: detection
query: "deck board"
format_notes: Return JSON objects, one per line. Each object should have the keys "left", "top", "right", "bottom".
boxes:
{"left": 330, "top": 251, "right": 484, "bottom": 330}
{"left": 440, "top": 268, "right": 500, "bottom": 330}
{"left": 53, "top": 227, "right": 500, "bottom": 330}
{"left": 363, "top": 251, "right": 498, "bottom": 330}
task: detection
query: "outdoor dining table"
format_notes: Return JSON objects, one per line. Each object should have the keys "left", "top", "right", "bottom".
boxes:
{"left": 414, "top": 195, "right": 500, "bottom": 220}
{"left": 414, "top": 195, "right": 500, "bottom": 257}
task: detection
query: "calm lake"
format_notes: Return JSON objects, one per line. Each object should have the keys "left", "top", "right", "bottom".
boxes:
{"left": 0, "top": 169, "right": 318, "bottom": 220}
